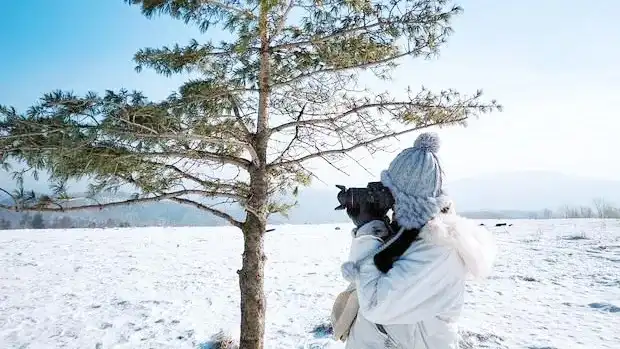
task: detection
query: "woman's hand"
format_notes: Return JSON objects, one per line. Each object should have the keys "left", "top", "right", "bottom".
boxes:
{"left": 349, "top": 217, "right": 391, "bottom": 240}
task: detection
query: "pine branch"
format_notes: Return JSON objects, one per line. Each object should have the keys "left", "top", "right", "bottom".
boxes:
{"left": 125, "top": 0, "right": 256, "bottom": 30}
{"left": 199, "top": 0, "right": 255, "bottom": 18}
{"left": 273, "top": 50, "right": 411, "bottom": 87}
{"left": 272, "top": 17, "right": 400, "bottom": 51}
{"left": 1, "top": 123, "right": 253, "bottom": 169}
{"left": 133, "top": 40, "right": 259, "bottom": 76}
{"left": 0, "top": 90, "right": 256, "bottom": 170}
{"left": 271, "top": 3, "right": 461, "bottom": 51}
{"left": 106, "top": 130, "right": 250, "bottom": 150}
{"left": 2, "top": 146, "right": 251, "bottom": 169}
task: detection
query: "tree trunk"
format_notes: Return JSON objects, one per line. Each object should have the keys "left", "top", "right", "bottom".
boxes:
{"left": 238, "top": 209, "right": 267, "bottom": 349}
{"left": 238, "top": 168, "right": 269, "bottom": 349}
{"left": 238, "top": 1, "right": 271, "bottom": 348}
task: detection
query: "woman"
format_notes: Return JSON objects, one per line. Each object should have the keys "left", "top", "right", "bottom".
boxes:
{"left": 335, "top": 132, "right": 497, "bottom": 349}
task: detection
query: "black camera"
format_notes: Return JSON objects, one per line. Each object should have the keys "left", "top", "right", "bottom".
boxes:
{"left": 334, "top": 181, "right": 395, "bottom": 213}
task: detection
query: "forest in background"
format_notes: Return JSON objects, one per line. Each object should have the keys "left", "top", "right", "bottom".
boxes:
{"left": 1, "top": 197, "right": 618, "bottom": 230}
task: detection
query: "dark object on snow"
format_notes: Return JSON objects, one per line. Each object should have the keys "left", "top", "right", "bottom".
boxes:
{"left": 334, "top": 182, "right": 394, "bottom": 213}
{"left": 266, "top": 228, "right": 275, "bottom": 233}
{"left": 588, "top": 302, "right": 620, "bottom": 313}
{"left": 311, "top": 323, "right": 334, "bottom": 337}
{"left": 335, "top": 226, "right": 341, "bottom": 230}
{"left": 495, "top": 223, "right": 507, "bottom": 227}
{"left": 479, "top": 223, "right": 485, "bottom": 226}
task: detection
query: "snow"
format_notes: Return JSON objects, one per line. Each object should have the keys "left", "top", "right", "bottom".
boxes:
{"left": 1, "top": 219, "right": 619, "bottom": 349}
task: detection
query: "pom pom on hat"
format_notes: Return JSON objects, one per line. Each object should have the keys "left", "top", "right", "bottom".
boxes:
{"left": 413, "top": 132, "right": 440, "bottom": 153}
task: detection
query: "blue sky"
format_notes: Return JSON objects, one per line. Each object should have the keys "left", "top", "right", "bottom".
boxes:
{"left": 1, "top": 0, "right": 619, "bottom": 192}
{"left": 0, "top": 0, "right": 202, "bottom": 108}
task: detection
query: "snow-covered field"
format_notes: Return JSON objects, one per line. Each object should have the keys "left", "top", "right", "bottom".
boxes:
{"left": 1, "top": 219, "right": 619, "bottom": 349}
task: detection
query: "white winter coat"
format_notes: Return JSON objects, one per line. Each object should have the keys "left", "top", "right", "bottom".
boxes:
{"left": 341, "top": 213, "right": 497, "bottom": 349}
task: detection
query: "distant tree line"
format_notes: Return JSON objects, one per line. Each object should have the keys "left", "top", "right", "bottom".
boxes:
{"left": 1, "top": 198, "right": 617, "bottom": 230}
{"left": 0, "top": 213, "right": 131, "bottom": 230}
{"left": 532, "top": 198, "right": 620, "bottom": 219}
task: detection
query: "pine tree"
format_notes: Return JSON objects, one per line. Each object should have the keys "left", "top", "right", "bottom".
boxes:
{"left": 0, "top": 1, "right": 501, "bottom": 348}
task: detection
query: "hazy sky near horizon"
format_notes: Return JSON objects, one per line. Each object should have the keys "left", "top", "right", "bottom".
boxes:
{"left": 1, "top": 0, "right": 619, "bottom": 192}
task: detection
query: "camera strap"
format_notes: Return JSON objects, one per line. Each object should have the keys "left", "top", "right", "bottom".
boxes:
{"left": 377, "top": 225, "right": 406, "bottom": 255}
{"left": 353, "top": 223, "right": 406, "bottom": 267}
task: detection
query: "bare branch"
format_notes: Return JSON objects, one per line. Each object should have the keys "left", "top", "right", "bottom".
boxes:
{"left": 270, "top": 101, "right": 416, "bottom": 134}
{"left": 154, "top": 161, "right": 247, "bottom": 194}
{"left": 271, "top": 0, "right": 295, "bottom": 41}
{"left": 228, "top": 95, "right": 260, "bottom": 165}
{"left": 268, "top": 118, "right": 465, "bottom": 169}
{"left": 0, "top": 188, "right": 18, "bottom": 207}
{"left": 271, "top": 104, "right": 306, "bottom": 164}
{"left": 345, "top": 152, "right": 374, "bottom": 177}
{"left": 0, "top": 189, "right": 241, "bottom": 212}
{"left": 131, "top": 150, "right": 251, "bottom": 169}
{"left": 228, "top": 95, "right": 252, "bottom": 137}
{"left": 170, "top": 196, "right": 243, "bottom": 228}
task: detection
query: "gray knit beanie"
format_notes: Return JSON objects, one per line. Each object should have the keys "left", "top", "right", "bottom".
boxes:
{"left": 380, "top": 132, "right": 449, "bottom": 230}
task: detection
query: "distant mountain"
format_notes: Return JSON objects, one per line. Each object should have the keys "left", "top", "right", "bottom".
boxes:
{"left": 1, "top": 171, "right": 619, "bottom": 228}
{"left": 0, "top": 192, "right": 241, "bottom": 228}
{"left": 445, "top": 171, "right": 620, "bottom": 211}
{"left": 285, "top": 171, "right": 620, "bottom": 220}
{"left": 0, "top": 189, "right": 346, "bottom": 228}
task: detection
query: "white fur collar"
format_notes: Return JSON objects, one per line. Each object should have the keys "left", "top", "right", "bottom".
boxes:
{"left": 419, "top": 213, "right": 497, "bottom": 279}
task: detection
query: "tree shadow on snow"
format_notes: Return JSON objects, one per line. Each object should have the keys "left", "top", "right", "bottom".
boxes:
{"left": 198, "top": 330, "right": 238, "bottom": 349}
{"left": 459, "top": 330, "right": 507, "bottom": 349}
